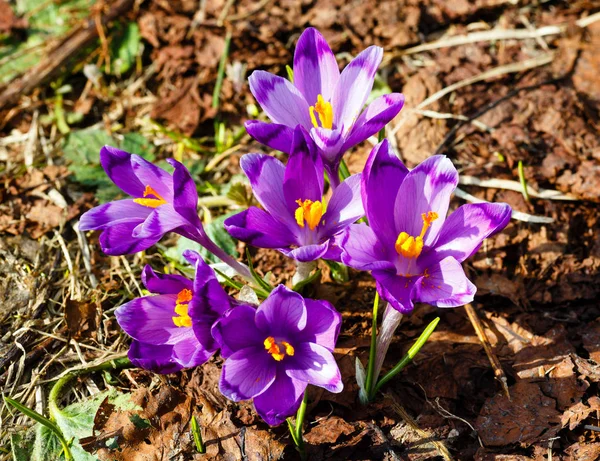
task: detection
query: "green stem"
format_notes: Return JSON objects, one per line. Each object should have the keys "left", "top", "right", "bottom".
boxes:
{"left": 373, "top": 317, "right": 440, "bottom": 395}
{"left": 48, "top": 357, "right": 131, "bottom": 420}
{"left": 191, "top": 415, "right": 206, "bottom": 453}
{"left": 364, "top": 292, "right": 380, "bottom": 398}
{"left": 377, "top": 127, "right": 386, "bottom": 142}
{"left": 212, "top": 30, "right": 232, "bottom": 110}
{"left": 518, "top": 160, "right": 530, "bottom": 202}
{"left": 294, "top": 391, "right": 309, "bottom": 459}
{"left": 338, "top": 160, "right": 351, "bottom": 181}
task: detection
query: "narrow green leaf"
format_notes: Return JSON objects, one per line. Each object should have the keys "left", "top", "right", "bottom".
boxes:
{"left": 291, "top": 269, "right": 321, "bottom": 293}
{"left": 246, "top": 248, "right": 273, "bottom": 293}
{"left": 191, "top": 416, "right": 206, "bottom": 454}
{"left": 286, "top": 65, "right": 294, "bottom": 83}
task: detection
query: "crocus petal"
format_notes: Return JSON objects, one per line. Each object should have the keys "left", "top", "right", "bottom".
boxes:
{"left": 293, "top": 27, "right": 340, "bottom": 104}
{"left": 297, "top": 299, "right": 341, "bottom": 351}
{"left": 320, "top": 173, "right": 364, "bottom": 237}
{"left": 362, "top": 140, "right": 409, "bottom": 248}
{"left": 128, "top": 341, "right": 182, "bottom": 374}
{"left": 331, "top": 46, "right": 383, "bottom": 131}
{"left": 168, "top": 158, "right": 201, "bottom": 227}
{"left": 240, "top": 154, "right": 296, "bottom": 229}
{"left": 224, "top": 207, "right": 296, "bottom": 249}
{"left": 219, "top": 346, "right": 277, "bottom": 401}
{"left": 414, "top": 256, "right": 476, "bottom": 307}
{"left": 100, "top": 146, "right": 145, "bottom": 197}
{"left": 248, "top": 71, "right": 312, "bottom": 129}
{"left": 283, "top": 126, "right": 324, "bottom": 209}
{"left": 141, "top": 265, "right": 192, "bottom": 294}
{"left": 372, "top": 269, "right": 417, "bottom": 313}
{"left": 115, "top": 294, "right": 192, "bottom": 345}
{"left": 172, "top": 328, "right": 215, "bottom": 367}
{"left": 278, "top": 241, "right": 330, "bottom": 263}
{"left": 285, "top": 342, "right": 343, "bottom": 393}
{"left": 339, "top": 224, "right": 396, "bottom": 271}
{"left": 211, "top": 304, "right": 264, "bottom": 358}
{"left": 256, "top": 285, "right": 307, "bottom": 336}
{"left": 132, "top": 205, "right": 191, "bottom": 239}
{"left": 341, "top": 93, "right": 405, "bottom": 151}
{"left": 254, "top": 371, "right": 307, "bottom": 426}
{"left": 426, "top": 203, "right": 512, "bottom": 264}
{"left": 98, "top": 221, "right": 160, "bottom": 255}
{"left": 79, "top": 199, "right": 151, "bottom": 231}
{"left": 244, "top": 121, "right": 294, "bottom": 154}
{"left": 393, "top": 155, "right": 458, "bottom": 247}
{"left": 310, "top": 127, "right": 345, "bottom": 174}
{"left": 130, "top": 154, "right": 174, "bottom": 202}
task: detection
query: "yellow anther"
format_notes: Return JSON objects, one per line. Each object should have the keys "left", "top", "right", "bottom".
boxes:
{"left": 309, "top": 94, "right": 333, "bottom": 129}
{"left": 133, "top": 185, "right": 167, "bottom": 208}
{"left": 172, "top": 288, "right": 193, "bottom": 327}
{"left": 264, "top": 336, "right": 294, "bottom": 361}
{"left": 295, "top": 199, "right": 324, "bottom": 231}
{"left": 395, "top": 211, "right": 439, "bottom": 259}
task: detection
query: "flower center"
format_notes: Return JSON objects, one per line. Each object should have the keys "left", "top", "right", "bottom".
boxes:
{"left": 309, "top": 94, "right": 333, "bottom": 129}
{"left": 172, "top": 288, "right": 193, "bottom": 327}
{"left": 264, "top": 336, "right": 295, "bottom": 362}
{"left": 395, "top": 211, "right": 439, "bottom": 259}
{"left": 133, "top": 185, "right": 167, "bottom": 208}
{"left": 295, "top": 199, "right": 324, "bottom": 231}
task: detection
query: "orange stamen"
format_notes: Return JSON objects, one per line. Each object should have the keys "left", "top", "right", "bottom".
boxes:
{"left": 133, "top": 185, "right": 167, "bottom": 208}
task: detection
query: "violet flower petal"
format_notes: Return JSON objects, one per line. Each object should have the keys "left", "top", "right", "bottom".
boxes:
{"left": 278, "top": 242, "right": 330, "bottom": 263}
{"left": 98, "top": 221, "right": 161, "bottom": 255}
{"left": 132, "top": 205, "right": 192, "bottom": 239}
{"left": 240, "top": 154, "right": 297, "bottom": 229}
{"left": 393, "top": 155, "right": 458, "bottom": 248}
{"left": 285, "top": 342, "right": 343, "bottom": 393}
{"left": 283, "top": 126, "right": 324, "bottom": 209}
{"left": 115, "top": 295, "right": 191, "bottom": 345}
{"left": 130, "top": 154, "right": 174, "bottom": 202}
{"left": 293, "top": 27, "right": 340, "bottom": 104}
{"left": 320, "top": 173, "right": 363, "bottom": 237}
{"left": 255, "top": 285, "right": 307, "bottom": 336}
{"left": 141, "top": 265, "right": 192, "bottom": 294}
{"left": 211, "top": 304, "right": 263, "bottom": 359}
{"left": 254, "top": 371, "right": 307, "bottom": 426}
{"left": 172, "top": 328, "right": 215, "bottom": 368}
{"left": 310, "top": 126, "right": 345, "bottom": 175}
{"left": 99, "top": 146, "right": 145, "bottom": 197}
{"left": 297, "top": 299, "right": 341, "bottom": 351}
{"left": 362, "top": 140, "right": 409, "bottom": 248}
{"left": 244, "top": 120, "right": 294, "bottom": 153}
{"left": 219, "top": 346, "right": 277, "bottom": 401}
{"left": 128, "top": 341, "right": 182, "bottom": 374}
{"left": 79, "top": 199, "right": 150, "bottom": 231}
{"left": 372, "top": 269, "right": 418, "bottom": 313}
{"left": 224, "top": 207, "right": 296, "bottom": 249}
{"left": 340, "top": 224, "right": 395, "bottom": 271}
{"left": 425, "top": 203, "right": 512, "bottom": 264}
{"left": 331, "top": 46, "right": 383, "bottom": 132}
{"left": 341, "top": 93, "right": 405, "bottom": 151}
{"left": 248, "top": 71, "right": 312, "bottom": 128}
{"left": 414, "top": 256, "right": 476, "bottom": 307}
{"left": 168, "top": 158, "right": 201, "bottom": 226}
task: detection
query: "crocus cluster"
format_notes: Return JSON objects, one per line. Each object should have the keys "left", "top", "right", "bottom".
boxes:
{"left": 82, "top": 26, "right": 512, "bottom": 430}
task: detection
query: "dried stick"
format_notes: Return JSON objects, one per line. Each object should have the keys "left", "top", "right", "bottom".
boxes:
{"left": 0, "top": 0, "right": 135, "bottom": 110}
{"left": 463, "top": 303, "right": 510, "bottom": 399}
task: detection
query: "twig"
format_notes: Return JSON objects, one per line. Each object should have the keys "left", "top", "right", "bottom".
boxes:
{"left": 459, "top": 175, "right": 577, "bottom": 201}
{"left": 454, "top": 187, "right": 554, "bottom": 223}
{"left": 464, "top": 303, "right": 510, "bottom": 399}
{"left": 390, "top": 11, "right": 600, "bottom": 57}
{"left": 0, "top": 0, "right": 136, "bottom": 110}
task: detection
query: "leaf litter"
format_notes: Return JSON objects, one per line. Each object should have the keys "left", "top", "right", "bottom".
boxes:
{"left": 1, "top": 0, "right": 600, "bottom": 459}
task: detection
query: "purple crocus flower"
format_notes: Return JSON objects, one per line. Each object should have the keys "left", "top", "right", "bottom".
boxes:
{"left": 224, "top": 126, "right": 364, "bottom": 263}
{"left": 213, "top": 285, "right": 342, "bottom": 425}
{"left": 80, "top": 146, "right": 252, "bottom": 279}
{"left": 340, "top": 140, "right": 512, "bottom": 313}
{"left": 245, "top": 27, "right": 404, "bottom": 185}
{"left": 116, "top": 250, "right": 236, "bottom": 373}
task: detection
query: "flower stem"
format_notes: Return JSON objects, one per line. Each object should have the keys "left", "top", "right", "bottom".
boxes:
{"left": 373, "top": 317, "right": 440, "bottom": 395}
{"left": 363, "top": 292, "right": 380, "bottom": 400}
{"left": 292, "top": 260, "right": 317, "bottom": 286}
{"left": 372, "top": 303, "right": 403, "bottom": 386}
{"left": 292, "top": 390, "right": 309, "bottom": 460}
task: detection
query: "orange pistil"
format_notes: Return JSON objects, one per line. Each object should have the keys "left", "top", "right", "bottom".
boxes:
{"left": 172, "top": 288, "right": 193, "bottom": 327}
{"left": 133, "top": 185, "right": 167, "bottom": 208}
{"left": 295, "top": 199, "right": 324, "bottom": 231}
{"left": 309, "top": 94, "right": 333, "bottom": 129}
{"left": 264, "top": 336, "right": 295, "bottom": 362}
{"left": 394, "top": 211, "right": 439, "bottom": 259}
